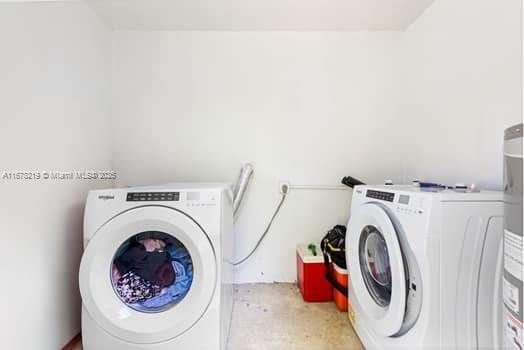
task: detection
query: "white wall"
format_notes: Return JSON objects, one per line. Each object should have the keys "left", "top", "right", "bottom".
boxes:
{"left": 402, "top": 0, "right": 522, "bottom": 189}
{"left": 0, "top": 1, "right": 112, "bottom": 348}
{"left": 111, "top": 31, "right": 405, "bottom": 282}
{"left": 111, "top": 0, "right": 523, "bottom": 283}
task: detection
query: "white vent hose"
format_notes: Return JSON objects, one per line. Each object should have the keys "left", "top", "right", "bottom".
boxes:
{"left": 232, "top": 163, "right": 254, "bottom": 215}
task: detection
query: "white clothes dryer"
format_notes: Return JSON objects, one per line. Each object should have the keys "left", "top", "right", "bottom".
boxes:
{"left": 79, "top": 184, "right": 234, "bottom": 350}
{"left": 346, "top": 185, "right": 504, "bottom": 349}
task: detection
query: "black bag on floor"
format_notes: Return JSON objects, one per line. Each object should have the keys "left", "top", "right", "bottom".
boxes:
{"left": 320, "top": 225, "right": 348, "bottom": 295}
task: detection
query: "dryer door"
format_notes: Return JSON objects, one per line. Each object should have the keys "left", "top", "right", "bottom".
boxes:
{"left": 79, "top": 206, "right": 216, "bottom": 344}
{"left": 347, "top": 203, "right": 407, "bottom": 336}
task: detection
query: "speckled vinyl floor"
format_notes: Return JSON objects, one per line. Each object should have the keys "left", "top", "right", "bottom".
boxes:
{"left": 227, "top": 283, "right": 363, "bottom": 350}
{"left": 73, "top": 283, "right": 363, "bottom": 350}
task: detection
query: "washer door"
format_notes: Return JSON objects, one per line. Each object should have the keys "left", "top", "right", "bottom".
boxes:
{"left": 347, "top": 203, "right": 407, "bottom": 336}
{"left": 79, "top": 206, "right": 216, "bottom": 344}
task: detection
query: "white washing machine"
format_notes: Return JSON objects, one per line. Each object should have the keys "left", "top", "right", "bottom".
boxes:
{"left": 79, "top": 184, "right": 234, "bottom": 350}
{"left": 346, "top": 185, "right": 504, "bottom": 349}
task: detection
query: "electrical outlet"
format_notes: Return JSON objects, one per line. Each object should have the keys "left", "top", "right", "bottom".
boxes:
{"left": 279, "top": 182, "right": 290, "bottom": 194}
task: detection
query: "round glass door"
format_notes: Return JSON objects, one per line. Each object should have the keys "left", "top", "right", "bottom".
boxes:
{"left": 79, "top": 206, "right": 217, "bottom": 344}
{"left": 111, "top": 231, "right": 193, "bottom": 313}
{"left": 346, "top": 203, "right": 407, "bottom": 336}
{"left": 359, "top": 225, "right": 392, "bottom": 307}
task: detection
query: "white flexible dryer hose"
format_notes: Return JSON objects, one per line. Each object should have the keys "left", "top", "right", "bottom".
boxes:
{"left": 232, "top": 163, "right": 254, "bottom": 215}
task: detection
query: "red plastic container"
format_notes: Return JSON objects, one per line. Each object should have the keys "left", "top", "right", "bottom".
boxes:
{"left": 296, "top": 244, "right": 333, "bottom": 302}
{"left": 332, "top": 263, "right": 348, "bottom": 311}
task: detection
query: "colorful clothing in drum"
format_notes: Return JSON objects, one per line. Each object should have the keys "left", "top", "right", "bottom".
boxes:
{"left": 115, "top": 270, "right": 162, "bottom": 304}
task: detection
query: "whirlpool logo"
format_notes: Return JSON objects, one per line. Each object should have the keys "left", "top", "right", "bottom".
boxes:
{"left": 98, "top": 195, "right": 115, "bottom": 201}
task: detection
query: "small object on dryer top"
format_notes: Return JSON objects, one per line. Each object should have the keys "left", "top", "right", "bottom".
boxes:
{"left": 341, "top": 176, "right": 366, "bottom": 188}
{"left": 469, "top": 183, "right": 480, "bottom": 192}
{"left": 418, "top": 182, "right": 447, "bottom": 189}
{"left": 385, "top": 180, "right": 394, "bottom": 185}
{"left": 454, "top": 183, "right": 468, "bottom": 191}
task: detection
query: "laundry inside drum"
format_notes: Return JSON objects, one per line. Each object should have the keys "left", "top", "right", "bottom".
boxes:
{"left": 110, "top": 231, "right": 193, "bottom": 313}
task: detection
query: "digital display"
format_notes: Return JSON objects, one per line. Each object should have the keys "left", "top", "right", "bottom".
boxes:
{"left": 398, "top": 194, "right": 410, "bottom": 205}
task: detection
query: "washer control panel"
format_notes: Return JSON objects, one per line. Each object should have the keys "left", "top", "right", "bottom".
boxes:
{"left": 186, "top": 191, "right": 217, "bottom": 207}
{"left": 366, "top": 189, "right": 395, "bottom": 202}
{"left": 358, "top": 187, "right": 430, "bottom": 218}
{"left": 395, "top": 194, "right": 426, "bottom": 216}
{"left": 127, "top": 192, "right": 180, "bottom": 202}
{"left": 363, "top": 189, "right": 426, "bottom": 216}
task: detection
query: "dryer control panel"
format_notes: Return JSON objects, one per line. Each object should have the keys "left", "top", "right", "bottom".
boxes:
{"left": 394, "top": 194, "right": 425, "bottom": 216}
{"left": 126, "top": 192, "right": 180, "bottom": 202}
{"left": 366, "top": 189, "right": 395, "bottom": 202}
{"left": 364, "top": 189, "right": 426, "bottom": 216}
